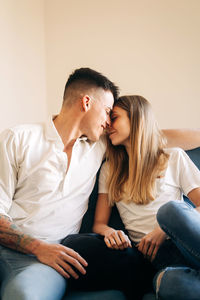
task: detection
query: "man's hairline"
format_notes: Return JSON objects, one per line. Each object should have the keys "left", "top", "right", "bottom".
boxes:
{"left": 63, "top": 86, "right": 114, "bottom": 107}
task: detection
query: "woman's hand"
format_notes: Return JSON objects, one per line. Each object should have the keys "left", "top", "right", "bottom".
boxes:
{"left": 136, "top": 226, "right": 166, "bottom": 261}
{"left": 104, "top": 228, "right": 132, "bottom": 250}
{"left": 93, "top": 193, "right": 131, "bottom": 250}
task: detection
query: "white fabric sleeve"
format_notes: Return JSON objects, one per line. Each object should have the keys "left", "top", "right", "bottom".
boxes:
{"left": 177, "top": 148, "right": 200, "bottom": 196}
{"left": 98, "top": 162, "right": 109, "bottom": 194}
{"left": 0, "top": 129, "right": 18, "bottom": 217}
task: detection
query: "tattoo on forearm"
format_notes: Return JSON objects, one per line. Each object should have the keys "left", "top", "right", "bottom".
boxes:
{"left": 0, "top": 214, "right": 36, "bottom": 253}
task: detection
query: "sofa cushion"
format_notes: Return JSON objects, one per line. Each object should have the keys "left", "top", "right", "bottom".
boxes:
{"left": 64, "top": 290, "right": 126, "bottom": 300}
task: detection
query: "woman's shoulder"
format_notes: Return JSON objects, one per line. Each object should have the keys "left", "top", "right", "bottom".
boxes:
{"left": 164, "top": 147, "right": 188, "bottom": 165}
{"left": 164, "top": 147, "right": 185, "bottom": 156}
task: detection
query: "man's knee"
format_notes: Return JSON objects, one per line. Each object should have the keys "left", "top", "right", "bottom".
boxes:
{"left": 1, "top": 262, "right": 66, "bottom": 300}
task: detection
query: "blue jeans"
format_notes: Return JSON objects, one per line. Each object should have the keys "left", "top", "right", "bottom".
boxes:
{"left": 0, "top": 246, "right": 66, "bottom": 300}
{"left": 0, "top": 233, "right": 150, "bottom": 300}
{"left": 154, "top": 201, "right": 200, "bottom": 300}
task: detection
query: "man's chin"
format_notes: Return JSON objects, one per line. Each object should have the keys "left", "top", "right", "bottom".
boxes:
{"left": 88, "top": 135, "right": 100, "bottom": 143}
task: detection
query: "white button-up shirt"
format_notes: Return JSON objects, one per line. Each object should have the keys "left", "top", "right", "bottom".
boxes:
{"left": 0, "top": 118, "right": 106, "bottom": 243}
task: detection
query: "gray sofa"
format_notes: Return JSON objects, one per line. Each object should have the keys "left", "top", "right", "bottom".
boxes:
{"left": 1, "top": 148, "right": 200, "bottom": 300}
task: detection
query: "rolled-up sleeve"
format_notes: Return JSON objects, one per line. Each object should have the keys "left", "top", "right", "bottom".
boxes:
{"left": 178, "top": 148, "right": 200, "bottom": 196}
{"left": 0, "top": 129, "right": 18, "bottom": 218}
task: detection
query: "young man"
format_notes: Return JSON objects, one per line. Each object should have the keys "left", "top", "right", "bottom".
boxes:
{"left": 0, "top": 67, "right": 199, "bottom": 300}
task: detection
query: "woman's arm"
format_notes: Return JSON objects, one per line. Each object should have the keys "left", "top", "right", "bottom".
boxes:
{"left": 163, "top": 129, "right": 200, "bottom": 150}
{"left": 187, "top": 187, "right": 200, "bottom": 210}
{"left": 93, "top": 193, "right": 131, "bottom": 250}
{"left": 93, "top": 193, "right": 112, "bottom": 236}
{"left": 136, "top": 226, "right": 167, "bottom": 261}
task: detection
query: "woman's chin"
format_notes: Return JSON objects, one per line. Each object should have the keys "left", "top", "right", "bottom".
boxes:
{"left": 110, "top": 139, "right": 119, "bottom": 146}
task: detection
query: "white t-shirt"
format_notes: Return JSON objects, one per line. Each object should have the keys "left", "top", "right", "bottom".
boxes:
{"left": 99, "top": 148, "right": 200, "bottom": 242}
{"left": 0, "top": 118, "right": 106, "bottom": 243}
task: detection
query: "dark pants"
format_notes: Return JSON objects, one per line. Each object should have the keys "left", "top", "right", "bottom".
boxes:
{"left": 62, "top": 233, "right": 155, "bottom": 299}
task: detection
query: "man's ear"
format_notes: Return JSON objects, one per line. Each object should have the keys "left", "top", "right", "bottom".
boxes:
{"left": 82, "top": 95, "right": 92, "bottom": 112}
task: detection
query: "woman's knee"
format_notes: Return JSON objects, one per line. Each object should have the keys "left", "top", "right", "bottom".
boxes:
{"left": 157, "top": 201, "right": 188, "bottom": 230}
{"left": 154, "top": 267, "right": 200, "bottom": 300}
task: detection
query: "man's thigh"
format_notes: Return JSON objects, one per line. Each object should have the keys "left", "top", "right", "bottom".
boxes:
{"left": 0, "top": 246, "right": 66, "bottom": 300}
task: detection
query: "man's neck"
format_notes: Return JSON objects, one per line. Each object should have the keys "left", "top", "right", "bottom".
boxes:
{"left": 53, "top": 109, "right": 82, "bottom": 149}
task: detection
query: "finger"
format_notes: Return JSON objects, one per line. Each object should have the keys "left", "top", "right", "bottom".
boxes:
{"left": 104, "top": 237, "right": 117, "bottom": 249}
{"left": 64, "top": 248, "right": 88, "bottom": 267}
{"left": 117, "top": 231, "right": 128, "bottom": 248}
{"left": 142, "top": 239, "right": 151, "bottom": 256}
{"left": 150, "top": 245, "right": 159, "bottom": 262}
{"left": 109, "top": 236, "right": 119, "bottom": 249}
{"left": 146, "top": 243, "right": 155, "bottom": 259}
{"left": 61, "top": 252, "right": 87, "bottom": 275}
{"left": 57, "top": 259, "right": 80, "bottom": 279}
{"left": 104, "top": 237, "right": 113, "bottom": 248}
{"left": 137, "top": 239, "right": 146, "bottom": 253}
{"left": 112, "top": 232, "right": 124, "bottom": 247}
{"left": 52, "top": 263, "right": 70, "bottom": 279}
{"left": 127, "top": 238, "right": 132, "bottom": 248}
{"left": 118, "top": 231, "right": 132, "bottom": 248}
{"left": 136, "top": 240, "right": 143, "bottom": 252}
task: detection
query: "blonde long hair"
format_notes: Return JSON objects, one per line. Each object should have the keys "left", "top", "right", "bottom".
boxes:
{"left": 106, "top": 95, "right": 169, "bottom": 205}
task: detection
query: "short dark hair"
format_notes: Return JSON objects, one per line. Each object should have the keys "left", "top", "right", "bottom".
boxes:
{"left": 63, "top": 67, "right": 119, "bottom": 102}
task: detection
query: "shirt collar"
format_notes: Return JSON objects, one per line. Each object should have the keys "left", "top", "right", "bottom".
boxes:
{"left": 44, "top": 116, "right": 89, "bottom": 148}
{"left": 44, "top": 116, "right": 62, "bottom": 140}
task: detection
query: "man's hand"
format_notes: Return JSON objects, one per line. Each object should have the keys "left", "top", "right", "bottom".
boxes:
{"left": 136, "top": 227, "right": 166, "bottom": 261}
{"left": 0, "top": 214, "right": 88, "bottom": 279}
{"left": 33, "top": 242, "right": 88, "bottom": 279}
{"left": 104, "top": 228, "right": 132, "bottom": 250}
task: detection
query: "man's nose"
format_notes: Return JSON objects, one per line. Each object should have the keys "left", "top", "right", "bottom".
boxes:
{"left": 106, "top": 115, "right": 111, "bottom": 128}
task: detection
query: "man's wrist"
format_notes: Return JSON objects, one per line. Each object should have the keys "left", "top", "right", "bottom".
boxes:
{"left": 29, "top": 239, "right": 46, "bottom": 256}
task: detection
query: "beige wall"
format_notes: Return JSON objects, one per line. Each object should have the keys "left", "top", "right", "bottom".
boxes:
{"left": 0, "top": 0, "right": 47, "bottom": 132}
{"left": 45, "top": 0, "right": 200, "bottom": 128}
{"left": 1, "top": 0, "right": 199, "bottom": 132}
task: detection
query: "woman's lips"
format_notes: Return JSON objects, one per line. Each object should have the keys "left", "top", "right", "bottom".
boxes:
{"left": 108, "top": 131, "right": 116, "bottom": 138}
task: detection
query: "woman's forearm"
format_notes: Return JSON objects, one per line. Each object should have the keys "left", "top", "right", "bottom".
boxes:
{"left": 93, "top": 222, "right": 115, "bottom": 237}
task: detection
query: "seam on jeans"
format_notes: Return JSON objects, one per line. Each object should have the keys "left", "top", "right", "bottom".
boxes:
{"left": 0, "top": 248, "right": 14, "bottom": 276}
{"left": 161, "top": 224, "right": 200, "bottom": 261}
{"left": 155, "top": 269, "right": 169, "bottom": 300}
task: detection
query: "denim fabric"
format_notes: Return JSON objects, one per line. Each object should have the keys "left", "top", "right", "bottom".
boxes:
{"left": 0, "top": 233, "right": 150, "bottom": 300}
{"left": 151, "top": 239, "right": 188, "bottom": 271}
{"left": 157, "top": 201, "right": 200, "bottom": 268}
{"left": 0, "top": 246, "right": 66, "bottom": 300}
{"left": 153, "top": 267, "right": 200, "bottom": 300}
{"left": 153, "top": 201, "right": 200, "bottom": 299}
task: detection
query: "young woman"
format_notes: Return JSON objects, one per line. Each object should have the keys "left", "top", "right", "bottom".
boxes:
{"left": 93, "top": 95, "right": 200, "bottom": 299}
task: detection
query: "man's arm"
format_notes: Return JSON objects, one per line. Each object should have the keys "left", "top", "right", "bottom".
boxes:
{"left": 163, "top": 129, "right": 200, "bottom": 150}
{"left": 0, "top": 214, "right": 87, "bottom": 279}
